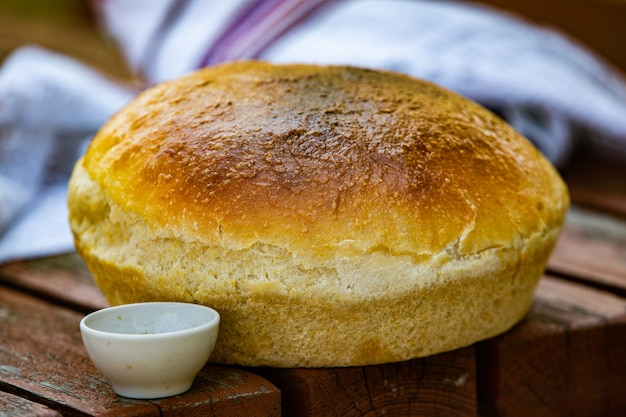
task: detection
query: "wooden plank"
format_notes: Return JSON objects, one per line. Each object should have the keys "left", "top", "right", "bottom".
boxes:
{"left": 476, "top": 275, "right": 626, "bottom": 417}
{"left": 568, "top": 188, "right": 626, "bottom": 220}
{"left": 0, "top": 253, "right": 108, "bottom": 312}
{"left": 548, "top": 207, "right": 626, "bottom": 295}
{"left": 149, "top": 369, "right": 281, "bottom": 417}
{"left": 0, "top": 285, "right": 281, "bottom": 417}
{"left": 0, "top": 391, "right": 62, "bottom": 417}
{"left": 255, "top": 347, "right": 476, "bottom": 417}
{"left": 561, "top": 151, "right": 626, "bottom": 219}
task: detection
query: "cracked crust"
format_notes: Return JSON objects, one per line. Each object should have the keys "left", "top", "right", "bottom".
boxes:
{"left": 68, "top": 62, "right": 569, "bottom": 367}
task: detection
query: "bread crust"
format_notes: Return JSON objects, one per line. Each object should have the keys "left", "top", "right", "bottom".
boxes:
{"left": 69, "top": 61, "right": 569, "bottom": 367}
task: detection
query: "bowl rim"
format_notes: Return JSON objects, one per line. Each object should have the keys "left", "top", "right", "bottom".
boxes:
{"left": 80, "top": 301, "right": 220, "bottom": 340}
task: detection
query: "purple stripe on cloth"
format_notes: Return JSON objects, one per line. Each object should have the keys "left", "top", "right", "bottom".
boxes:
{"left": 201, "top": 0, "right": 284, "bottom": 66}
{"left": 201, "top": 0, "right": 283, "bottom": 66}
{"left": 199, "top": 0, "right": 335, "bottom": 67}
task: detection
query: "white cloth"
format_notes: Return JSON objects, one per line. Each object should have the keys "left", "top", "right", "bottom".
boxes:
{"left": 1, "top": 0, "right": 625, "bottom": 264}
{"left": 0, "top": 46, "right": 133, "bottom": 263}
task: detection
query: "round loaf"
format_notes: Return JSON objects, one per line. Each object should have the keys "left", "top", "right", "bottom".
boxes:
{"left": 68, "top": 61, "right": 569, "bottom": 367}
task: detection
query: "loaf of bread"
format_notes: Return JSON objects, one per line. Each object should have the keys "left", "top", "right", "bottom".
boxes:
{"left": 68, "top": 61, "right": 569, "bottom": 367}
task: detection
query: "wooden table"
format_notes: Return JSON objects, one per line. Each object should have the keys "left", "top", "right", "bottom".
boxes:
{"left": 1, "top": 150, "right": 626, "bottom": 417}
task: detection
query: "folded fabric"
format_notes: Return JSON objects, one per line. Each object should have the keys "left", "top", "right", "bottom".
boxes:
{"left": 1, "top": 0, "right": 626, "bottom": 263}
{"left": 0, "top": 46, "right": 133, "bottom": 263}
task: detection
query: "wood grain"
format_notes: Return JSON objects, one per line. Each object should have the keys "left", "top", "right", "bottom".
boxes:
{"left": 477, "top": 275, "right": 626, "bottom": 417}
{"left": 0, "top": 286, "right": 280, "bottom": 417}
{"left": 256, "top": 347, "right": 476, "bottom": 417}
{"left": 548, "top": 207, "right": 626, "bottom": 296}
{"left": 561, "top": 150, "right": 626, "bottom": 219}
{"left": 0, "top": 391, "right": 62, "bottom": 417}
{"left": 0, "top": 253, "right": 108, "bottom": 312}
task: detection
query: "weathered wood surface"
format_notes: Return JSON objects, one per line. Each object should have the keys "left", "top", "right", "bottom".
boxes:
{"left": 0, "top": 286, "right": 281, "bottom": 417}
{"left": 561, "top": 152, "right": 626, "bottom": 219}
{"left": 476, "top": 275, "right": 626, "bottom": 417}
{"left": 257, "top": 348, "right": 476, "bottom": 417}
{"left": 0, "top": 253, "right": 108, "bottom": 313}
{"left": 0, "top": 391, "right": 62, "bottom": 417}
{"left": 547, "top": 207, "right": 626, "bottom": 295}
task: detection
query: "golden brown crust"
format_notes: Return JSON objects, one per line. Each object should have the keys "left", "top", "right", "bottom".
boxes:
{"left": 69, "top": 61, "right": 569, "bottom": 367}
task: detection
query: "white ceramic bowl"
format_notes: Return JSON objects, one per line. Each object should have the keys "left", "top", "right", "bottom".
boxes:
{"left": 80, "top": 302, "right": 220, "bottom": 399}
